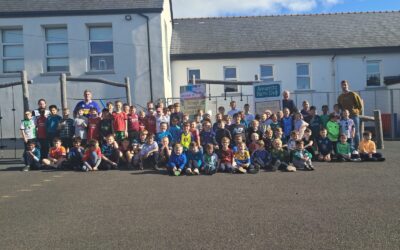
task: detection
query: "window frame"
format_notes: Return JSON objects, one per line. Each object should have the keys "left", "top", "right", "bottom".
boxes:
{"left": 87, "top": 25, "right": 114, "bottom": 72}
{"left": 223, "top": 66, "right": 238, "bottom": 93}
{"left": 366, "top": 60, "right": 382, "bottom": 87}
{"left": 44, "top": 26, "right": 69, "bottom": 73}
{"left": 296, "top": 63, "right": 311, "bottom": 90}
{"left": 1, "top": 28, "right": 24, "bottom": 74}
{"left": 187, "top": 68, "right": 201, "bottom": 84}
{"left": 260, "top": 64, "right": 274, "bottom": 82}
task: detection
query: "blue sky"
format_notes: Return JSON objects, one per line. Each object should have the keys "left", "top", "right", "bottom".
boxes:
{"left": 173, "top": 0, "right": 400, "bottom": 18}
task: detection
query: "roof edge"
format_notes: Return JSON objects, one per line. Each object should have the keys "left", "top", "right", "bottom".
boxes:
{"left": 0, "top": 8, "right": 163, "bottom": 18}
{"left": 171, "top": 46, "right": 400, "bottom": 60}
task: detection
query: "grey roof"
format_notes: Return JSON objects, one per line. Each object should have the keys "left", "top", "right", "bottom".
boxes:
{"left": 0, "top": 0, "right": 164, "bottom": 16}
{"left": 171, "top": 11, "right": 400, "bottom": 59}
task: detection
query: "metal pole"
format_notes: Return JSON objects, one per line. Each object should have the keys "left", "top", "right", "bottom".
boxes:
{"left": 21, "top": 70, "right": 30, "bottom": 112}
{"left": 390, "top": 90, "right": 395, "bottom": 140}
{"left": 11, "top": 86, "right": 17, "bottom": 159}
{"left": 125, "top": 77, "right": 132, "bottom": 106}
{"left": 60, "top": 73, "right": 67, "bottom": 111}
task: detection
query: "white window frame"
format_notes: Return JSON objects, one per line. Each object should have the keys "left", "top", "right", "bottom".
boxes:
{"left": 187, "top": 68, "right": 201, "bottom": 84}
{"left": 88, "top": 25, "right": 114, "bottom": 72}
{"left": 1, "top": 28, "right": 24, "bottom": 74}
{"left": 296, "top": 63, "right": 311, "bottom": 90}
{"left": 44, "top": 26, "right": 69, "bottom": 73}
{"left": 260, "top": 64, "right": 274, "bottom": 82}
{"left": 223, "top": 66, "right": 238, "bottom": 92}
{"left": 366, "top": 60, "right": 382, "bottom": 87}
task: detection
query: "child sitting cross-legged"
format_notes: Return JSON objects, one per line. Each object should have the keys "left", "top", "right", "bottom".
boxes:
{"left": 202, "top": 143, "right": 218, "bottom": 175}
{"left": 218, "top": 137, "right": 234, "bottom": 173}
{"left": 317, "top": 128, "right": 332, "bottom": 162}
{"left": 65, "top": 137, "right": 85, "bottom": 171}
{"left": 82, "top": 139, "right": 102, "bottom": 171}
{"left": 233, "top": 142, "right": 250, "bottom": 174}
{"left": 139, "top": 133, "right": 159, "bottom": 170}
{"left": 42, "top": 137, "right": 66, "bottom": 169}
{"left": 186, "top": 142, "right": 203, "bottom": 175}
{"left": 336, "top": 134, "right": 361, "bottom": 162}
{"left": 100, "top": 134, "right": 120, "bottom": 170}
{"left": 358, "top": 131, "right": 385, "bottom": 161}
{"left": 292, "top": 140, "right": 314, "bottom": 171}
{"left": 249, "top": 140, "right": 271, "bottom": 173}
{"left": 119, "top": 138, "right": 134, "bottom": 168}
{"left": 167, "top": 143, "right": 187, "bottom": 176}
{"left": 269, "top": 139, "right": 294, "bottom": 172}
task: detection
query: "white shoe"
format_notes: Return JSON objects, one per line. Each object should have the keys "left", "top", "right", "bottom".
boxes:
{"left": 286, "top": 165, "right": 297, "bottom": 172}
{"left": 193, "top": 168, "right": 200, "bottom": 175}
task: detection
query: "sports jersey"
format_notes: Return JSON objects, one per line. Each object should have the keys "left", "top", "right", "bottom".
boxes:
{"left": 168, "top": 152, "right": 187, "bottom": 170}
{"left": 20, "top": 118, "right": 36, "bottom": 139}
{"left": 144, "top": 115, "right": 157, "bottom": 134}
{"left": 293, "top": 149, "right": 312, "bottom": 160}
{"left": 73, "top": 101, "right": 101, "bottom": 118}
{"left": 339, "top": 118, "right": 355, "bottom": 139}
{"left": 112, "top": 112, "right": 127, "bottom": 132}
{"left": 87, "top": 117, "right": 101, "bottom": 140}
{"left": 336, "top": 142, "right": 351, "bottom": 155}
{"left": 269, "top": 122, "right": 281, "bottom": 132}
{"left": 229, "top": 124, "right": 246, "bottom": 141}
{"left": 74, "top": 116, "right": 88, "bottom": 139}
{"left": 59, "top": 118, "right": 74, "bottom": 139}
{"left": 180, "top": 132, "right": 193, "bottom": 150}
{"left": 100, "top": 118, "right": 113, "bottom": 139}
{"left": 156, "top": 131, "right": 173, "bottom": 144}
{"left": 49, "top": 146, "right": 66, "bottom": 159}
{"left": 169, "top": 125, "right": 181, "bottom": 143}
{"left": 218, "top": 148, "right": 234, "bottom": 164}
{"left": 309, "top": 115, "right": 322, "bottom": 136}
{"left": 282, "top": 116, "right": 293, "bottom": 137}
{"left": 199, "top": 130, "right": 217, "bottom": 147}
{"left": 36, "top": 116, "right": 47, "bottom": 139}
{"left": 46, "top": 115, "right": 62, "bottom": 135}
{"left": 234, "top": 150, "right": 251, "bottom": 165}
{"left": 320, "top": 114, "right": 330, "bottom": 128}
{"left": 326, "top": 121, "right": 340, "bottom": 142}
{"left": 317, "top": 137, "right": 332, "bottom": 155}
{"left": 127, "top": 113, "right": 140, "bottom": 132}
{"left": 82, "top": 147, "right": 102, "bottom": 161}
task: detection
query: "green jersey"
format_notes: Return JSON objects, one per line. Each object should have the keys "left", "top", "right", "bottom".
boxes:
{"left": 336, "top": 142, "right": 351, "bottom": 155}
{"left": 20, "top": 118, "right": 36, "bottom": 140}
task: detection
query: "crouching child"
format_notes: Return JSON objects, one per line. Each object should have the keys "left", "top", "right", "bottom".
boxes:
{"left": 167, "top": 144, "right": 187, "bottom": 176}
{"left": 22, "top": 141, "right": 41, "bottom": 171}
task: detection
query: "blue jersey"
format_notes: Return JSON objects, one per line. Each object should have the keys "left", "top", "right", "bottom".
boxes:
{"left": 155, "top": 131, "right": 173, "bottom": 145}
{"left": 73, "top": 101, "right": 101, "bottom": 118}
{"left": 282, "top": 116, "right": 293, "bottom": 137}
{"left": 317, "top": 137, "right": 332, "bottom": 155}
{"left": 169, "top": 125, "right": 181, "bottom": 144}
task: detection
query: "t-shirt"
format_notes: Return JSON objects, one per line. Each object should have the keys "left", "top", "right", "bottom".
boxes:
{"left": 358, "top": 140, "right": 376, "bottom": 154}
{"left": 326, "top": 121, "right": 340, "bottom": 142}
{"left": 234, "top": 150, "right": 250, "bottom": 165}
{"left": 74, "top": 116, "right": 88, "bottom": 139}
{"left": 180, "top": 132, "right": 193, "bottom": 150}
{"left": 112, "top": 112, "right": 127, "bottom": 132}
{"left": 36, "top": 116, "right": 47, "bottom": 139}
{"left": 82, "top": 147, "right": 102, "bottom": 161}
{"left": 59, "top": 118, "right": 74, "bottom": 139}
{"left": 100, "top": 119, "right": 113, "bottom": 139}
{"left": 73, "top": 101, "right": 101, "bottom": 118}
{"left": 46, "top": 115, "right": 62, "bottom": 135}
{"left": 87, "top": 117, "right": 101, "bottom": 140}
{"left": 317, "top": 137, "right": 332, "bottom": 155}
{"left": 155, "top": 131, "right": 173, "bottom": 144}
{"left": 127, "top": 113, "right": 140, "bottom": 132}
{"left": 282, "top": 116, "right": 293, "bottom": 137}
{"left": 156, "top": 115, "right": 170, "bottom": 133}
{"left": 144, "top": 115, "right": 157, "bottom": 134}
{"left": 320, "top": 114, "right": 330, "bottom": 128}
{"left": 32, "top": 109, "right": 50, "bottom": 117}
{"left": 227, "top": 109, "right": 240, "bottom": 117}
{"left": 309, "top": 115, "right": 322, "bottom": 136}
{"left": 336, "top": 142, "right": 351, "bottom": 155}
{"left": 49, "top": 146, "right": 66, "bottom": 159}
{"left": 339, "top": 118, "right": 355, "bottom": 139}
{"left": 244, "top": 113, "right": 255, "bottom": 124}
{"left": 169, "top": 125, "right": 181, "bottom": 144}
{"left": 20, "top": 118, "right": 36, "bottom": 140}
{"left": 140, "top": 141, "right": 158, "bottom": 156}
{"left": 218, "top": 148, "right": 234, "bottom": 164}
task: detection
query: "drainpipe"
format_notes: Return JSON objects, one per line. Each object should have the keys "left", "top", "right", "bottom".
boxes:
{"left": 331, "top": 54, "right": 337, "bottom": 103}
{"left": 138, "top": 13, "right": 154, "bottom": 102}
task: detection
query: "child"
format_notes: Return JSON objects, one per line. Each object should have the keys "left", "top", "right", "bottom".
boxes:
{"left": 358, "top": 131, "right": 385, "bottom": 161}
{"left": 167, "top": 144, "right": 187, "bottom": 176}
{"left": 36, "top": 108, "right": 48, "bottom": 159}
{"left": 229, "top": 113, "right": 246, "bottom": 143}
{"left": 317, "top": 128, "right": 332, "bottom": 162}
{"left": 99, "top": 108, "right": 113, "bottom": 144}
{"left": 127, "top": 105, "right": 140, "bottom": 143}
{"left": 269, "top": 114, "right": 281, "bottom": 132}
{"left": 74, "top": 108, "right": 88, "bottom": 146}
{"left": 232, "top": 134, "right": 246, "bottom": 153}
{"left": 292, "top": 140, "right": 314, "bottom": 171}
{"left": 112, "top": 100, "right": 128, "bottom": 142}
{"left": 100, "top": 134, "right": 120, "bottom": 170}
{"left": 287, "top": 131, "right": 298, "bottom": 152}
{"left": 301, "top": 100, "right": 311, "bottom": 123}
{"left": 179, "top": 122, "right": 194, "bottom": 151}
{"left": 320, "top": 105, "right": 330, "bottom": 128}
{"left": 46, "top": 105, "right": 62, "bottom": 147}
{"left": 156, "top": 122, "right": 173, "bottom": 146}
{"left": 20, "top": 110, "right": 37, "bottom": 147}
{"left": 144, "top": 109, "right": 157, "bottom": 135}
{"left": 212, "top": 113, "right": 222, "bottom": 132}
{"left": 281, "top": 108, "right": 293, "bottom": 140}
{"left": 202, "top": 143, "right": 218, "bottom": 175}
{"left": 139, "top": 133, "right": 159, "bottom": 170}
{"left": 326, "top": 113, "right": 340, "bottom": 153}
{"left": 186, "top": 142, "right": 203, "bottom": 175}
{"left": 169, "top": 117, "right": 182, "bottom": 144}
{"left": 119, "top": 138, "right": 134, "bottom": 168}
{"left": 218, "top": 137, "right": 234, "bottom": 173}
{"left": 248, "top": 132, "right": 260, "bottom": 154}
{"left": 65, "top": 137, "right": 85, "bottom": 171}
{"left": 21, "top": 141, "right": 41, "bottom": 171}
{"left": 82, "top": 139, "right": 102, "bottom": 171}
{"left": 302, "top": 128, "right": 315, "bottom": 160}
{"left": 123, "top": 103, "right": 130, "bottom": 114}
{"left": 294, "top": 112, "right": 309, "bottom": 140}
{"left": 87, "top": 108, "right": 101, "bottom": 142}
{"left": 42, "top": 137, "right": 66, "bottom": 169}
{"left": 190, "top": 121, "right": 201, "bottom": 147}
{"left": 336, "top": 134, "right": 361, "bottom": 162}
{"left": 270, "top": 139, "right": 293, "bottom": 172}
{"left": 233, "top": 142, "right": 250, "bottom": 174}
{"left": 339, "top": 109, "right": 355, "bottom": 149}
{"left": 246, "top": 119, "right": 262, "bottom": 144}
{"left": 157, "top": 136, "right": 172, "bottom": 168}
{"left": 249, "top": 140, "right": 271, "bottom": 173}
{"left": 308, "top": 106, "right": 322, "bottom": 139}
{"left": 274, "top": 127, "right": 287, "bottom": 147}
{"left": 200, "top": 120, "right": 217, "bottom": 149}
{"left": 215, "top": 120, "right": 232, "bottom": 148}
{"left": 58, "top": 108, "right": 74, "bottom": 150}
{"left": 263, "top": 128, "right": 274, "bottom": 152}
{"left": 333, "top": 104, "right": 341, "bottom": 120}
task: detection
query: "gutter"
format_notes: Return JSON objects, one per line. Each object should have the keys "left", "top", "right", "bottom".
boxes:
{"left": 137, "top": 13, "right": 154, "bottom": 102}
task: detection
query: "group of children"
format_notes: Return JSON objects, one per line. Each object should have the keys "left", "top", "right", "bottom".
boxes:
{"left": 20, "top": 99, "right": 385, "bottom": 174}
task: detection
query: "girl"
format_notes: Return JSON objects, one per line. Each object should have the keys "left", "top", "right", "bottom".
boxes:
{"left": 294, "top": 112, "right": 309, "bottom": 140}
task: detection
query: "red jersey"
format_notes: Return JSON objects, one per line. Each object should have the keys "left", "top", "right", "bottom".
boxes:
{"left": 87, "top": 117, "right": 101, "bottom": 140}
{"left": 218, "top": 148, "right": 234, "bottom": 164}
{"left": 82, "top": 147, "right": 102, "bottom": 161}
{"left": 112, "top": 111, "right": 127, "bottom": 132}
{"left": 138, "top": 117, "right": 146, "bottom": 131}
{"left": 36, "top": 116, "right": 47, "bottom": 139}
{"left": 144, "top": 115, "right": 157, "bottom": 134}
{"left": 127, "top": 113, "right": 140, "bottom": 132}
{"left": 49, "top": 146, "right": 66, "bottom": 159}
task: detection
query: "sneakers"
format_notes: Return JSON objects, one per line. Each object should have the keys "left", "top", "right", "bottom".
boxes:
{"left": 286, "top": 165, "right": 297, "bottom": 172}
{"left": 174, "top": 170, "right": 181, "bottom": 176}
{"left": 304, "top": 164, "right": 314, "bottom": 171}
{"left": 21, "top": 165, "right": 30, "bottom": 172}
{"left": 185, "top": 168, "right": 192, "bottom": 175}
{"left": 193, "top": 168, "right": 200, "bottom": 175}
{"left": 350, "top": 158, "right": 362, "bottom": 162}
{"left": 238, "top": 167, "right": 247, "bottom": 174}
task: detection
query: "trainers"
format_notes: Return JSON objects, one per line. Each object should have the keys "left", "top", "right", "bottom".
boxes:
{"left": 193, "top": 168, "right": 200, "bottom": 175}
{"left": 22, "top": 165, "right": 30, "bottom": 172}
{"left": 186, "top": 168, "right": 192, "bottom": 175}
{"left": 174, "top": 170, "right": 181, "bottom": 176}
{"left": 286, "top": 165, "right": 297, "bottom": 172}
{"left": 304, "top": 164, "right": 314, "bottom": 171}
{"left": 238, "top": 167, "right": 247, "bottom": 174}
{"left": 350, "top": 158, "right": 362, "bottom": 162}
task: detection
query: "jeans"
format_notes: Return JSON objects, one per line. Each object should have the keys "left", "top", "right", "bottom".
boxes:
{"left": 352, "top": 115, "right": 360, "bottom": 150}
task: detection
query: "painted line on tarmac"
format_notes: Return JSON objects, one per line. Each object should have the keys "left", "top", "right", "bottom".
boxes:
{"left": 31, "top": 184, "right": 43, "bottom": 187}
{"left": 17, "top": 189, "right": 32, "bottom": 192}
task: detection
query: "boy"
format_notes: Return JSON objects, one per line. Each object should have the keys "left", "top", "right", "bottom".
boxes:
{"left": 179, "top": 122, "right": 194, "bottom": 151}
{"left": 215, "top": 120, "right": 232, "bottom": 148}
{"left": 292, "top": 140, "right": 314, "bottom": 171}
{"left": 358, "top": 131, "right": 385, "bottom": 161}
{"left": 99, "top": 108, "right": 113, "bottom": 144}
{"left": 21, "top": 141, "right": 41, "bottom": 171}
{"left": 170, "top": 103, "right": 183, "bottom": 126}
{"left": 112, "top": 100, "right": 128, "bottom": 142}
{"left": 336, "top": 134, "right": 361, "bottom": 162}
{"left": 218, "top": 137, "right": 234, "bottom": 173}
{"left": 302, "top": 128, "right": 315, "bottom": 160}
{"left": 74, "top": 107, "right": 88, "bottom": 146}
{"left": 167, "top": 144, "right": 187, "bottom": 176}
{"left": 46, "top": 105, "right": 62, "bottom": 147}
{"left": 317, "top": 128, "right": 332, "bottom": 162}
{"left": 268, "top": 114, "right": 281, "bottom": 132}
{"left": 202, "top": 143, "right": 218, "bottom": 175}
{"left": 320, "top": 105, "right": 330, "bottom": 128}
{"left": 127, "top": 105, "right": 140, "bottom": 143}
{"left": 42, "top": 137, "right": 66, "bottom": 169}
{"left": 229, "top": 113, "right": 246, "bottom": 143}
{"left": 157, "top": 136, "right": 172, "bottom": 169}
{"left": 186, "top": 142, "right": 203, "bottom": 175}
{"left": 339, "top": 109, "right": 355, "bottom": 149}
{"left": 156, "top": 122, "right": 173, "bottom": 146}
{"left": 87, "top": 108, "right": 101, "bottom": 141}
{"left": 139, "top": 133, "right": 159, "bottom": 170}
{"left": 308, "top": 106, "right": 322, "bottom": 139}
{"left": 20, "top": 110, "right": 37, "bottom": 147}
{"left": 144, "top": 109, "right": 157, "bottom": 135}
{"left": 263, "top": 128, "right": 274, "bottom": 152}
{"left": 169, "top": 117, "right": 182, "bottom": 144}
{"left": 246, "top": 119, "right": 262, "bottom": 144}
{"left": 326, "top": 113, "right": 340, "bottom": 153}
{"left": 65, "top": 137, "right": 85, "bottom": 170}
{"left": 270, "top": 139, "right": 293, "bottom": 172}
{"left": 249, "top": 140, "right": 271, "bottom": 173}
{"left": 58, "top": 108, "right": 74, "bottom": 150}
{"left": 281, "top": 108, "right": 293, "bottom": 140}
{"left": 200, "top": 120, "right": 217, "bottom": 149}
{"left": 234, "top": 142, "right": 250, "bottom": 174}
{"left": 100, "top": 134, "right": 120, "bottom": 170}
{"left": 82, "top": 139, "right": 102, "bottom": 171}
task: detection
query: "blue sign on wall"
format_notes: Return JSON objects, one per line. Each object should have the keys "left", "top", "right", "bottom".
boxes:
{"left": 255, "top": 84, "right": 281, "bottom": 99}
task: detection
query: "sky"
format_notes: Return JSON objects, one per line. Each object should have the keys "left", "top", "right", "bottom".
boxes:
{"left": 172, "top": 0, "right": 400, "bottom": 18}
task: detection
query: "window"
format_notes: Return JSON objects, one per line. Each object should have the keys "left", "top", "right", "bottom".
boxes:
{"left": 366, "top": 60, "right": 381, "bottom": 86}
{"left": 260, "top": 65, "right": 274, "bottom": 82}
{"left": 187, "top": 68, "right": 200, "bottom": 83}
{"left": 89, "top": 26, "right": 114, "bottom": 71}
{"left": 1, "top": 29, "right": 24, "bottom": 73}
{"left": 45, "top": 27, "right": 69, "bottom": 72}
{"left": 224, "top": 66, "right": 238, "bottom": 92}
{"left": 296, "top": 63, "right": 310, "bottom": 90}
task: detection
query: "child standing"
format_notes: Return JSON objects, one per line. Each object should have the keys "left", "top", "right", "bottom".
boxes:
{"left": 46, "top": 105, "right": 62, "bottom": 147}
{"left": 263, "top": 128, "right": 274, "bottom": 152}
{"left": 218, "top": 137, "right": 234, "bottom": 173}
{"left": 248, "top": 132, "right": 260, "bottom": 154}
{"left": 215, "top": 120, "right": 232, "bottom": 149}
{"left": 200, "top": 120, "right": 218, "bottom": 149}
{"left": 326, "top": 113, "right": 340, "bottom": 153}
{"left": 358, "top": 131, "right": 385, "bottom": 161}
{"left": 58, "top": 108, "right": 74, "bottom": 150}
{"left": 167, "top": 144, "right": 187, "bottom": 176}
{"left": 82, "top": 139, "right": 102, "bottom": 171}
{"left": 233, "top": 142, "right": 250, "bottom": 174}
{"left": 112, "top": 100, "right": 128, "bottom": 142}
{"left": 292, "top": 140, "right": 314, "bottom": 171}
{"left": 179, "top": 122, "right": 194, "bottom": 151}
{"left": 202, "top": 143, "right": 218, "bottom": 175}
{"left": 281, "top": 108, "right": 293, "bottom": 140}
{"left": 169, "top": 117, "right": 182, "bottom": 144}
{"left": 36, "top": 108, "right": 48, "bottom": 159}
{"left": 320, "top": 105, "right": 330, "bottom": 128}
{"left": 186, "top": 142, "right": 203, "bottom": 175}
{"left": 20, "top": 110, "right": 37, "bottom": 147}
{"left": 42, "top": 137, "right": 66, "bottom": 169}
{"left": 87, "top": 108, "right": 101, "bottom": 142}
{"left": 308, "top": 106, "right": 322, "bottom": 139}
{"left": 339, "top": 109, "right": 355, "bottom": 149}
{"left": 74, "top": 108, "right": 88, "bottom": 146}
{"left": 99, "top": 108, "right": 113, "bottom": 144}
{"left": 294, "top": 112, "right": 309, "bottom": 140}
{"left": 127, "top": 105, "right": 140, "bottom": 143}
{"left": 156, "top": 122, "right": 173, "bottom": 146}
{"left": 21, "top": 141, "right": 41, "bottom": 171}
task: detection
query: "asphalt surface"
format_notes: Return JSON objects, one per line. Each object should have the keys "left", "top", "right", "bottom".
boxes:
{"left": 0, "top": 142, "right": 399, "bottom": 250}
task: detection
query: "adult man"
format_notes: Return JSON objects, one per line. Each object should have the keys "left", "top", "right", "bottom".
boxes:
{"left": 73, "top": 89, "right": 101, "bottom": 118}
{"left": 227, "top": 101, "right": 240, "bottom": 117}
{"left": 32, "top": 99, "right": 50, "bottom": 117}
{"left": 282, "top": 90, "right": 298, "bottom": 114}
{"left": 337, "top": 80, "right": 363, "bottom": 149}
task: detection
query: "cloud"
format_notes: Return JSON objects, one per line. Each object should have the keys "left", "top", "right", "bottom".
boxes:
{"left": 172, "top": 0, "right": 342, "bottom": 18}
